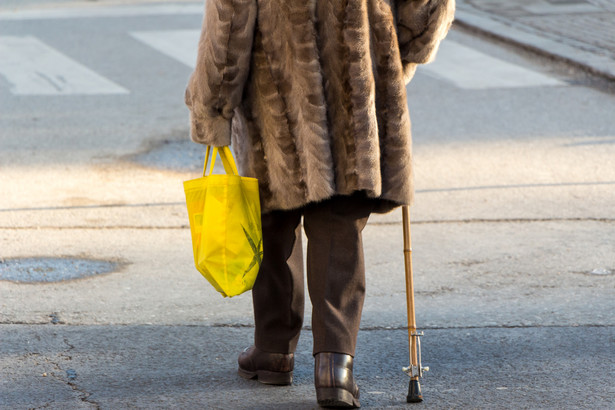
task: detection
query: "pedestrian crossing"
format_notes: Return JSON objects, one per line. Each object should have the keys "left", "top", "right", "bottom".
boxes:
{"left": 0, "top": 30, "right": 568, "bottom": 97}
{"left": 0, "top": 36, "right": 128, "bottom": 95}
{"left": 422, "top": 40, "right": 566, "bottom": 89}
{"left": 0, "top": 4, "right": 204, "bottom": 21}
{"left": 130, "top": 30, "right": 200, "bottom": 69}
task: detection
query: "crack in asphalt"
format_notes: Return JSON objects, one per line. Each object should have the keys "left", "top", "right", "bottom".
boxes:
{"left": 65, "top": 371, "right": 100, "bottom": 408}
{"left": 35, "top": 354, "right": 94, "bottom": 408}
{"left": 213, "top": 323, "right": 615, "bottom": 331}
{"left": 1, "top": 217, "right": 614, "bottom": 231}
{"left": 0, "top": 202, "right": 185, "bottom": 213}
{"left": 18, "top": 334, "right": 102, "bottom": 409}
{"left": 2, "top": 180, "right": 615, "bottom": 214}
{"left": 373, "top": 217, "right": 615, "bottom": 225}
{"left": 60, "top": 336, "right": 101, "bottom": 409}
{"left": 0, "top": 225, "right": 191, "bottom": 230}
{"left": 5, "top": 322, "right": 610, "bottom": 330}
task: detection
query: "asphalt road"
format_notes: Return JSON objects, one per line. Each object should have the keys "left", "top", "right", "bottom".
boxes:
{"left": 1, "top": 1, "right": 614, "bottom": 409}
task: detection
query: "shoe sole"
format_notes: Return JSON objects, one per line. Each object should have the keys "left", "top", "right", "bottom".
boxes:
{"left": 316, "top": 387, "right": 360, "bottom": 408}
{"left": 238, "top": 367, "right": 293, "bottom": 385}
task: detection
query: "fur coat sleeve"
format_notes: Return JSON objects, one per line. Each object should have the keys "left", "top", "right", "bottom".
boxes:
{"left": 185, "top": 0, "right": 257, "bottom": 146}
{"left": 395, "top": 0, "right": 456, "bottom": 83}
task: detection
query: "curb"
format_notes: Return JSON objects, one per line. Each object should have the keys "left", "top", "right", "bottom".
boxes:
{"left": 454, "top": 7, "right": 615, "bottom": 81}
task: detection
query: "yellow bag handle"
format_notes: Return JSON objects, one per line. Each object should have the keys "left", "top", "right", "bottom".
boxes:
{"left": 202, "top": 146, "right": 239, "bottom": 176}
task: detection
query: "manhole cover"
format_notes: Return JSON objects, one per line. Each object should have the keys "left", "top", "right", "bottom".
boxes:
{"left": 0, "top": 257, "right": 119, "bottom": 283}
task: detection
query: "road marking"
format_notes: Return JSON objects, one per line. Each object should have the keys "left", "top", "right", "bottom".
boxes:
{"left": 0, "top": 4, "right": 203, "bottom": 21}
{"left": 422, "top": 40, "right": 566, "bottom": 89}
{"left": 0, "top": 36, "right": 128, "bottom": 95}
{"left": 131, "top": 30, "right": 200, "bottom": 68}
{"left": 132, "top": 31, "right": 565, "bottom": 89}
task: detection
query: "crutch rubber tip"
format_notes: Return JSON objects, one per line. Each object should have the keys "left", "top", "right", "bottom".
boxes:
{"left": 407, "top": 379, "right": 423, "bottom": 403}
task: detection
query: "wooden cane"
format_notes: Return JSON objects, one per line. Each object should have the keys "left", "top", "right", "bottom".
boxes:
{"left": 402, "top": 205, "right": 428, "bottom": 402}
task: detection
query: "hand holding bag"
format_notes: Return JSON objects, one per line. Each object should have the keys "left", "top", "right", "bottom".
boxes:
{"left": 184, "top": 146, "right": 262, "bottom": 297}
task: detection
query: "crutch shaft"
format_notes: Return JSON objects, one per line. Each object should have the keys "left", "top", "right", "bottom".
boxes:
{"left": 402, "top": 206, "right": 424, "bottom": 403}
{"left": 402, "top": 206, "right": 419, "bottom": 377}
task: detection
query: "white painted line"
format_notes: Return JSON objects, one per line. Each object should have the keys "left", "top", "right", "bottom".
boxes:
{"left": 0, "top": 4, "right": 203, "bottom": 20}
{"left": 0, "top": 36, "right": 129, "bottom": 95}
{"left": 131, "top": 30, "right": 200, "bottom": 68}
{"left": 422, "top": 40, "right": 567, "bottom": 89}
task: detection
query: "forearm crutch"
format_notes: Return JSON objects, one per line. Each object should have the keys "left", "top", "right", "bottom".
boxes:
{"left": 402, "top": 206, "right": 429, "bottom": 402}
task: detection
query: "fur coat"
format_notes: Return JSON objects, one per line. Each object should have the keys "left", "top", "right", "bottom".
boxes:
{"left": 185, "top": 0, "right": 455, "bottom": 213}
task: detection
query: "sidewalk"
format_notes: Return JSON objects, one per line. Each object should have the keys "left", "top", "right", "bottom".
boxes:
{"left": 455, "top": 0, "right": 615, "bottom": 80}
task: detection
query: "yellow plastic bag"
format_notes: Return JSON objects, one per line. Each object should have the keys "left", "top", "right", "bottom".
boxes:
{"left": 183, "top": 146, "right": 262, "bottom": 297}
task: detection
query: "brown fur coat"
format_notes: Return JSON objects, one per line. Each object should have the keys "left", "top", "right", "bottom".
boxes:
{"left": 185, "top": 0, "right": 455, "bottom": 213}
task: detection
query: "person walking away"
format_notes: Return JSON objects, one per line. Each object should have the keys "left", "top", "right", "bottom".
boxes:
{"left": 185, "top": 0, "right": 455, "bottom": 407}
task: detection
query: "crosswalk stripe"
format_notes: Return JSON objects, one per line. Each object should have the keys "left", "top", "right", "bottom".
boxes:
{"left": 130, "top": 30, "right": 200, "bottom": 69}
{"left": 422, "top": 40, "right": 567, "bottom": 89}
{"left": 0, "top": 36, "right": 128, "bottom": 95}
{"left": 0, "top": 33, "right": 566, "bottom": 97}
{"left": 0, "top": 4, "right": 203, "bottom": 21}
{"left": 132, "top": 30, "right": 565, "bottom": 90}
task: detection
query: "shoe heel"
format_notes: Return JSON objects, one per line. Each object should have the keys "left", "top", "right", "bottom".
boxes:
{"left": 238, "top": 367, "right": 257, "bottom": 380}
{"left": 316, "top": 387, "right": 360, "bottom": 408}
{"left": 256, "top": 370, "right": 293, "bottom": 385}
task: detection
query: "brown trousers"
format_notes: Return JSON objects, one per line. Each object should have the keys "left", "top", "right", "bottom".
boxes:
{"left": 252, "top": 194, "right": 372, "bottom": 357}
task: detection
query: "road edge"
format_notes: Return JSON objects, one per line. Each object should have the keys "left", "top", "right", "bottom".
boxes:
{"left": 454, "top": 8, "right": 615, "bottom": 81}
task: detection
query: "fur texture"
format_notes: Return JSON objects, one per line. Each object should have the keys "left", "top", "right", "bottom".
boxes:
{"left": 186, "top": 0, "right": 455, "bottom": 213}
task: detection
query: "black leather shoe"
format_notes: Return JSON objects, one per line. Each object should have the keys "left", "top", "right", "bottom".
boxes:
{"left": 237, "top": 346, "right": 294, "bottom": 385}
{"left": 314, "top": 353, "right": 361, "bottom": 408}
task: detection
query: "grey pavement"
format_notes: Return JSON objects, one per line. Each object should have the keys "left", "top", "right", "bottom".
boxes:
{"left": 1, "top": 1, "right": 615, "bottom": 409}
{"left": 3, "top": 326, "right": 614, "bottom": 409}
{"left": 455, "top": 0, "right": 615, "bottom": 79}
